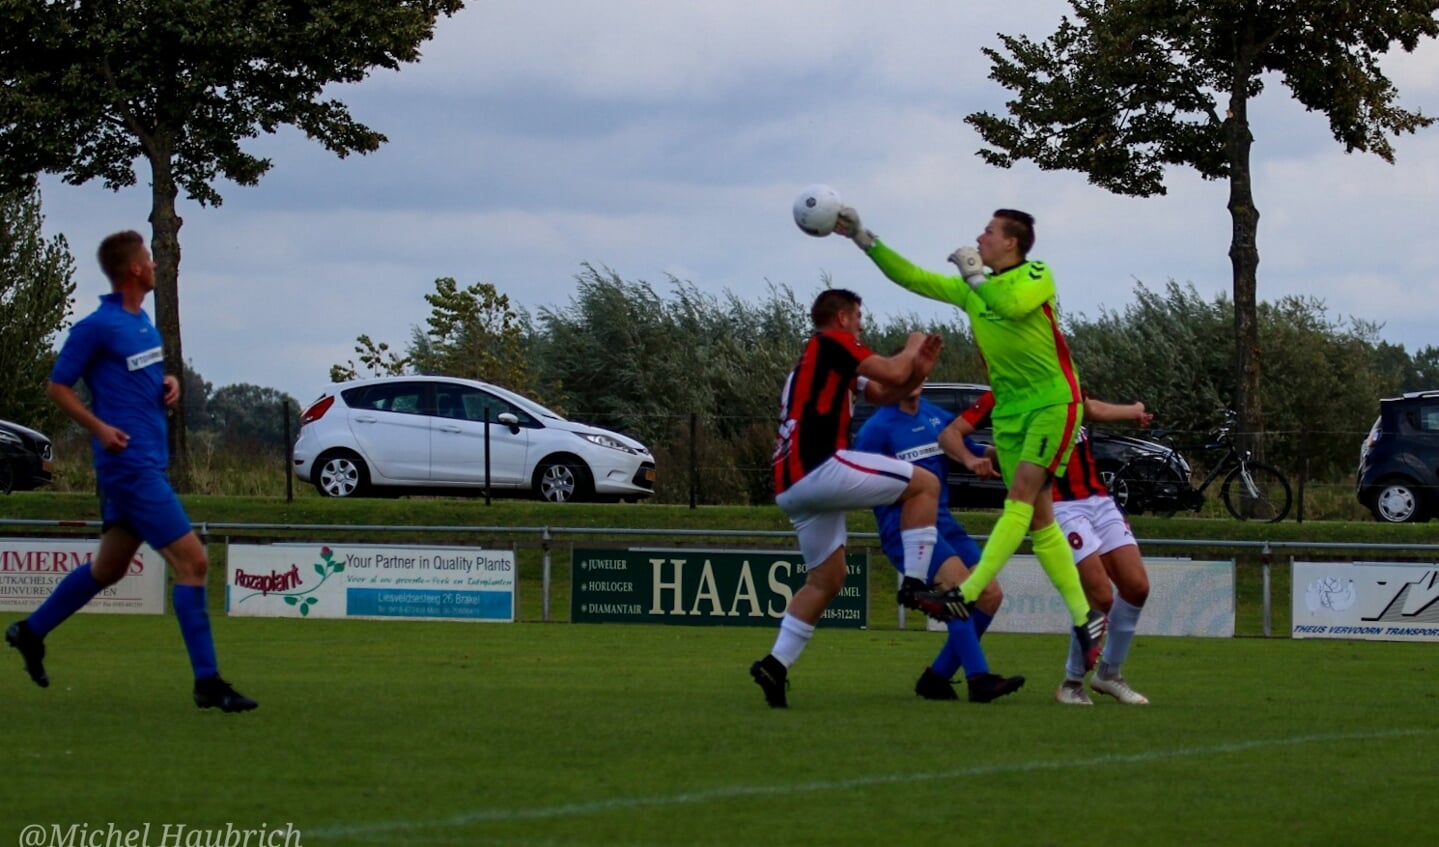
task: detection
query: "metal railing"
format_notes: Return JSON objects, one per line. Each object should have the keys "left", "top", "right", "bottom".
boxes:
{"left": 4, "top": 518, "right": 1437, "bottom": 634}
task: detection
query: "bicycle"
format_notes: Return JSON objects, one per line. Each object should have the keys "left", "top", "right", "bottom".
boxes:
{"left": 1110, "top": 410, "right": 1292, "bottom": 522}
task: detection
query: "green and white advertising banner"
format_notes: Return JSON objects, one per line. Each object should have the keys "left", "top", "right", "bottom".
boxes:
{"left": 571, "top": 548, "right": 867, "bottom": 628}
{"left": 226, "top": 542, "right": 515, "bottom": 622}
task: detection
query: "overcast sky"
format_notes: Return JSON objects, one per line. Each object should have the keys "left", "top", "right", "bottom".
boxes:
{"left": 35, "top": 1, "right": 1439, "bottom": 407}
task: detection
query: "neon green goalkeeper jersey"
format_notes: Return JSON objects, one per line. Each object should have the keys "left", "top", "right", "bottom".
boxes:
{"left": 867, "top": 240, "right": 1082, "bottom": 416}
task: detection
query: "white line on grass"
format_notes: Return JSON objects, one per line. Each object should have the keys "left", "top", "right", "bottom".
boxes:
{"left": 311, "top": 726, "right": 1436, "bottom": 840}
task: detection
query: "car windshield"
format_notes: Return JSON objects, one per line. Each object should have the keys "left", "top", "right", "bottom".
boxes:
{"left": 480, "top": 383, "right": 567, "bottom": 422}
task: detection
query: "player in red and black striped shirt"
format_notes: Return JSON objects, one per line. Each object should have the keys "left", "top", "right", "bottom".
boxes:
{"left": 954, "top": 389, "right": 1155, "bottom": 705}
{"left": 1050, "top": 396, "right": 1154, "bottom": 705}
{"left": 752, "top": 288, "right": 945, "bottom": 708}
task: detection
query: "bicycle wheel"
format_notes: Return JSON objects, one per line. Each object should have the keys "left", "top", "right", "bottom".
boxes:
{"left": 1221, "top": 462, "right": 1291, "bottom": 522}
{"left": 1111, "top": 455, "right": 1185, "bottom": 517}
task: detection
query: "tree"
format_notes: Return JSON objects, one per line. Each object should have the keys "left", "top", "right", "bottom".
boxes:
{"left": 330, "top": 334, "right": 410, "bottom": 383}
{"left": 410, "top": 277, "right": 537, "bottom": 394}
{"left": 0, "top": 0, "right": 464, "bottom": 484}
{"left": 965, "top": 0, "right": 1438, "bottom": 457}
{"left": 207, "top": 383, "right": 299, "bottom": 451}
{"left": 0, "top": 187, "right": 75, "bottom": 432}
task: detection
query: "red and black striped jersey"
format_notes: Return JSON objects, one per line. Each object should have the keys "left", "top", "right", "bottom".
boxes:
{"left": 773, "top": 330, "right": 874, "bottom": 493}
{"left": 1053, "top": 429, "right": 1107, "bottom": 502}
{"left": 964, "top": 388, "right": 1105, "bottom": 501}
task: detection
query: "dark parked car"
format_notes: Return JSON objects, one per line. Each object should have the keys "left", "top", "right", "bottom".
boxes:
{"left": 851, "top": 382, "right": 1176, "bottom": 508}
{"left": 0, "top": 419, "right": 54, "bottom": 494}
{"left": 1356, "top": 390, "right": 1439, "bottom": 523}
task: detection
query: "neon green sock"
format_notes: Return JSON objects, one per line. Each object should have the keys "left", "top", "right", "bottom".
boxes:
{"left": 960, "top": 499, "right": 1033, "bottom": 603}
{"left": 1030, "top": 521, "right": 1090, "bottom": 626}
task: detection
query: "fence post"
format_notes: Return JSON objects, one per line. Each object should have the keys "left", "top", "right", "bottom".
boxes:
{"left": 541, "top": 526, "right": 552, "bottom": 622}
{"left": 1297, "top": 429, "right": 1307, "bottom": 523}
{"left": 1261, "top": 541, "right": 1272, "bottom": 638}
{"left": 895, "top": 569, "right": 905, "bottom": 630}
{"left": 283, "top": 399, "right": 294, "bottom": 502}
{"left": 689, "top": 412, "right": 698, "bottom": 509}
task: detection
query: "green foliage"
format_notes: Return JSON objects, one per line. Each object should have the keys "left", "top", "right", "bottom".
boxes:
{"left": 409, "top": 277, "right": 538, "bottom": 394}
{"left": 330, "top": 334, "right": 410, "bottom": 383}
{"left": 1067, "top": 281, "right": 1232, "bottom": 425}
{"left": 0, "top": 187, "right": 74, "bottom": 431}
{"left": 1067, "top": 280, "right": 1405, "bottom": 479}
{"left": 967, "top": 0, "right": 1439, "bottom": 197}
{"left": 0, "top": 0, "right": 467, "bottom": 201}
{"left": 207, "top": 382, "right": 300, "bottom": 450}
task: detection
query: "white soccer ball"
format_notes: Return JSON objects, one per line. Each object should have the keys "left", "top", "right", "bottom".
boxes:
{"left": 793, "top": 184, "right": 843, "bottom": 237}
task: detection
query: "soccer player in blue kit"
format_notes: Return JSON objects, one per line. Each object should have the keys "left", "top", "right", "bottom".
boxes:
{"left": 854, "top": 385, "right": 1025, "bottom": 703}
{"left": 5, "top": 231, "right": 257, "bottom": 712}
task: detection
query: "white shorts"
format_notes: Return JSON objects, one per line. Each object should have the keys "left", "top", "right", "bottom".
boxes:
{"left": 775, "top": 450, "right": 914, "bottom": 568}
{"left": 1054, "top": 495, "right": 1135, "bottom": 563}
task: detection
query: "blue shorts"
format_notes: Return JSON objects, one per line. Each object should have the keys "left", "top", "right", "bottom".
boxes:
{"left": 879, "top": 510, "right": 981, "bottom": 582}
{"left": 99, "top": 467, "right": 193, "bottom": 550}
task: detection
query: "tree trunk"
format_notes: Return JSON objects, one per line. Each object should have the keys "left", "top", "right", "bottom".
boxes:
{"left": 1225, "top": 70, "right": 1264, "bottom": 462}
{"left": 147, "top": 145, "right": 191, "bottom": 490}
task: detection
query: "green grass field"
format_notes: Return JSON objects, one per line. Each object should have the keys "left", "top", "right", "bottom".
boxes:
{"left": 4, "top": 614, "right": 1437, "bottom": 846}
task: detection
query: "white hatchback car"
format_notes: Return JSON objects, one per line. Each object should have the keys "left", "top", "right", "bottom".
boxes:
{"left": 292, "top": 376, "right": 656, "bottom": 502}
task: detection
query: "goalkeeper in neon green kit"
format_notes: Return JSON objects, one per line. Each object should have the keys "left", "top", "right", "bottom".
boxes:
{"left": 835, "top": 206, "right": 1106, "bottom": 669}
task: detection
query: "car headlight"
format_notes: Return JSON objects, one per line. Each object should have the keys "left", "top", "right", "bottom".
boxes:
{"left": 580, "top": 432, "right": 638, "bottom": 455}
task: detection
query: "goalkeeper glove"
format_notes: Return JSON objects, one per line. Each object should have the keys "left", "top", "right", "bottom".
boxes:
{"left": 836, "top": 206, "right": 876, "bottom": 250}
{"left": 948, "top": 246, "right": 987, "bottom": 289}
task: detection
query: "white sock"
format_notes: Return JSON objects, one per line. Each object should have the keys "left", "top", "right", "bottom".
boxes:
{"left": 1099, "top": 596, "right": 1143, "bottom": 677}
{"left": 900, "top": 526, "right": 938, "bottom": 581}
{"left": 771, "top": 614, "right": 816, "bottom": 667}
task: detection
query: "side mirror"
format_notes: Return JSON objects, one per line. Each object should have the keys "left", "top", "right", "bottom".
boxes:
{"left": 497, "top": 412, "right": 521, "bottom": 433}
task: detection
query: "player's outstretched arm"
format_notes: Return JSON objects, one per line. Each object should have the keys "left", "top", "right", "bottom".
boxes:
{"left": 1083, "top": 397, "right": 1153, "bottom": 427}
{"left": 939, "top": 422, "right": 998, "bottom": 479}
{"left": 858, "top": 333, "right": 942, "bottom": 404}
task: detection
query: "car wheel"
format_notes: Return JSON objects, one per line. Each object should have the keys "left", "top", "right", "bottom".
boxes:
{"left": 314, "top": 451, "right": 370, "bottom": 498}
{"left": 534, "top": 456, "right": 592, "bottom": 503}
{"left": 1097, "top": 461, "right": 1123, "bottom": 491}
{"left": 1371, "top": 478, "right": 1428, "bottom": 523}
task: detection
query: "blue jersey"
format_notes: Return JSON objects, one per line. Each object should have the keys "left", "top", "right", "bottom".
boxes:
{"left": 854, "top": 399, "right": 987, "bottom": 561}
{"left": 50, "top": 293, "right": 169, "bottom": 474}
{"left": 854, "top": 399, "right": 974, "bottom": 508}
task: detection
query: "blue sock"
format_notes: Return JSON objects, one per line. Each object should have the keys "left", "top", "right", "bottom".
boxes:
{"left": 933, "top": 616, "right": 988, "bottom": 679}
{"left": 173, "top": 585, "right": 219, "bottom": 680}
{"left": 970, "top": 607, "right": 995, "bottom": 639}
{"left": 28, "top": 564, "right": 105, "bottom": 637}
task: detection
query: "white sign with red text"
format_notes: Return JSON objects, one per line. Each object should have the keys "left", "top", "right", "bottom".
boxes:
{"left": 0, "top": 537, "right": 166, "bottom": 615}
{"left": 225, "top": 542, "right": 515, "bottom": 622}
{"left": 1292, "top": 561, "right": 1439, "bottom": 642}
